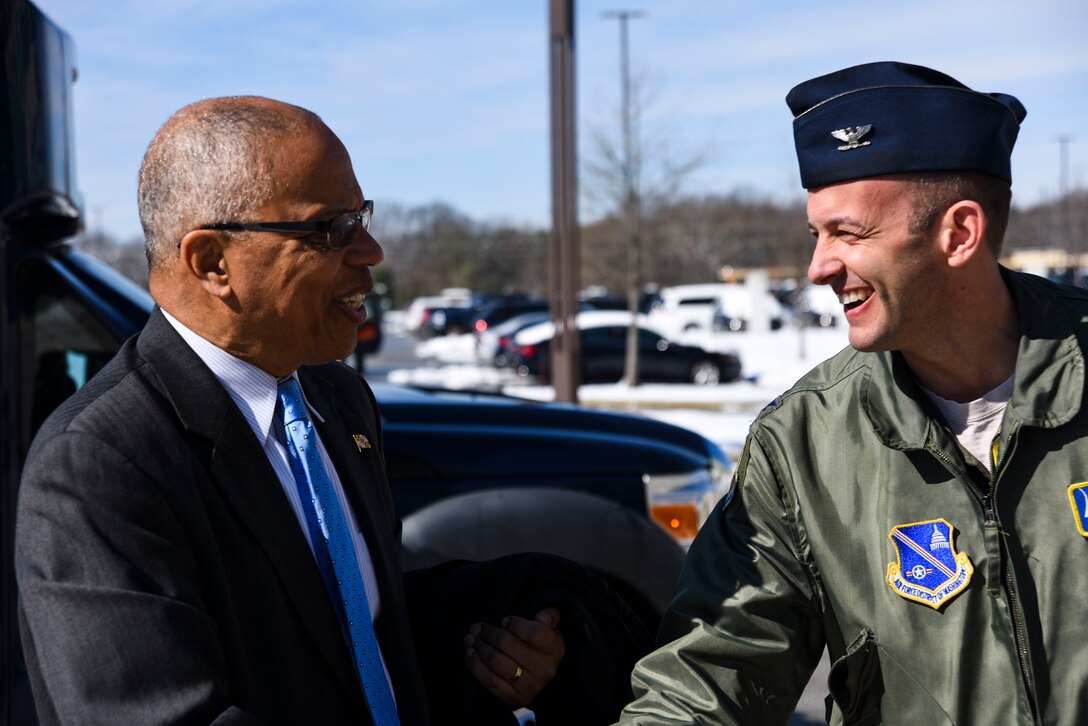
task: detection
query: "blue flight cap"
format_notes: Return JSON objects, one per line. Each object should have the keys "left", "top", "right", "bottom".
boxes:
{"left": 786, "top": 61, "right": 1027, "bottom": 189}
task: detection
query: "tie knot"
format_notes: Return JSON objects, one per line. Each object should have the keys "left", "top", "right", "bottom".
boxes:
{"left": 277, "top": 378, "right": 308, "bottom": 426}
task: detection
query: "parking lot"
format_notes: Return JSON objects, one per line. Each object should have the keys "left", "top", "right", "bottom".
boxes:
{"left": 368, "top": 309, "right": 851, "bottom": 459}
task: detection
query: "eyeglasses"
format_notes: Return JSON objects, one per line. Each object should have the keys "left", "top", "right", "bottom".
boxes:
{"left": 201, "top": 200, "right": 373, "bottom": 251}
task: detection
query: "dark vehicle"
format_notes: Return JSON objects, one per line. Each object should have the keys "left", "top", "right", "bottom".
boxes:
{"left": 1, "top": 3, "right": 151, "bottom": 721}
{"left": 416, "top": 291, "right": 530, "bottom": 338}
{"left": 476, "top": 310, "right": 551, "bottom": 366}
{"left": 510, "top": 313, "right": 743, "bottom": 385}
{"left": 579, "top": 292, "right": 630, "bottom": 311}
{"left": 479, "top": 302, "right": 604, "bottom": 367}
{"left": 470, "top": 298, "right": 550, "bottom": 334}
{"left": 1, "top": 6, "right": 732, "bottom": 720}
{"left": 418, "top": 305, "right": 474, "bottom": 337}
{"left": 349, "top": 296, "right": 383, "bottom": 371}
{"left": 377, "top": 383, "right": 730, "bottom": 621}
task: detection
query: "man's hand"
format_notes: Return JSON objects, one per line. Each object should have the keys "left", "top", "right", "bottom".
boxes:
{"left": 463, "top": 607, "right": 565, "bottom": 708}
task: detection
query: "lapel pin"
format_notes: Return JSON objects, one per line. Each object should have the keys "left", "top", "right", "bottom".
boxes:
{"left": 353, "top": 434, "right": 372, "bottom": 451}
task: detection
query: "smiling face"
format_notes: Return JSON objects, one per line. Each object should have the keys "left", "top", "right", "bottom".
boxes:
{"left": 806, "top": 177, "right": 949, "bottom": 356}
{"left": 220, "top": 122, "right": 384, "bottom": 375}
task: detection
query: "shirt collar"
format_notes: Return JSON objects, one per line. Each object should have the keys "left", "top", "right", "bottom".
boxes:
{"left": 161, "top": 309, "right": 281, "bottom": 445}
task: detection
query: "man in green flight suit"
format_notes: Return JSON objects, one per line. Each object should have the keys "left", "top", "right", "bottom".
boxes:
{"left": 619, "top": 61, "right": 1088, "bottom": 724}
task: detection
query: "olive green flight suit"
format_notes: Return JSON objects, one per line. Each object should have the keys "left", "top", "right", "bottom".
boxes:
{"left": 621, "top": 270, "right": 1088, "bottom": 725}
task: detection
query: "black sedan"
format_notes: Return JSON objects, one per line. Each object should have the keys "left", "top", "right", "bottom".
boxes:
{"left": 508, "top": 312, "right": 742, "bottom": 385}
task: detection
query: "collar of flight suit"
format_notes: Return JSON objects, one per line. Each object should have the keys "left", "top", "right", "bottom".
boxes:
{"left": 861, "top": 267, "right": 1085, "bottom": 452}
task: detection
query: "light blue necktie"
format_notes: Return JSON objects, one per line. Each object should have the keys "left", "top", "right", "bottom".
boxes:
{"left": 277, "top": 378, "right": 400, "bottom": 726}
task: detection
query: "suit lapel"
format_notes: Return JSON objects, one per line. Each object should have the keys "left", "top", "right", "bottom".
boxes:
{"left": 137, "top": 311, "right": 360, "bottom": 700}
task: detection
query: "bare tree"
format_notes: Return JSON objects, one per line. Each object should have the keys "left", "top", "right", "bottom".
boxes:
{"left": 583, "top": 68, "right": 706, "bottom": 386}
{"left": 376, "top": 201, "right": 547, "bottom": 306}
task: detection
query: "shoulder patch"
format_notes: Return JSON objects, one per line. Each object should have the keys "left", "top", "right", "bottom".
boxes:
{"left": 755, "top": 397, "right": 780, "bottom": 422}
{"left": 1069, "top": 482, "right": 1088, "bottom": 537}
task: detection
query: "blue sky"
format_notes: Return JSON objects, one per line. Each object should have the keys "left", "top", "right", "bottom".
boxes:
{"left": 32, "top": 0, "right": 1088, "bottom": 242}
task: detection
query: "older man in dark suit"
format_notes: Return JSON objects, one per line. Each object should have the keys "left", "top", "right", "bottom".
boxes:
{"left": 15, "top": 96, "right": 563, "bottom": 725}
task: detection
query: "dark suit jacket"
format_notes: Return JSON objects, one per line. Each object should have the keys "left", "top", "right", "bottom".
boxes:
{"left": 15, "top": 309, "right": 430, "bottom": 725}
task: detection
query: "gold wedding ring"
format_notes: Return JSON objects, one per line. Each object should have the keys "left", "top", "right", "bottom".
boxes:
{"left": 511, "top": 664, "right": 524, "bottom": 683}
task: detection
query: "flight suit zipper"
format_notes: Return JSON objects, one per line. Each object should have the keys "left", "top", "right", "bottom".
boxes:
{"left": 991, "top": 429, "right": 1041, "bottom": 725}
{"left": 927, "top": 436, "right": 1040, "bottom": 723}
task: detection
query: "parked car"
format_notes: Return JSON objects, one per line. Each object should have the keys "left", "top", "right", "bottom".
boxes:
{"left": 475, "top": 310, "right": 551, "bottom": 366}
{"left": 479, "top": 301, "right": 624, "bottom": 367}
{"left": 470, "top": 297, "right": 550, "bottom": 334}
{"left": 348, "top": 296, "right": 384, "bottom": 371}
{"left": 403, "top": 295, "right": 445, "bottom": 333}
{"left": 0, "top": 8, "right": 733, "bottom": 717}
{"left": 403, "top": 288, "right": 473, "bottom": 337}
{"left": 509, "top": 311, "right": 743, "bottom": 385}
{"left": 796, "top": 284, "right": 843, "bottom": 328}
{"left": 417, "top": 304, "right": 475, "bottom": 337}
{"left": 649, "top": 283, "right": 788, "bottom": 336}
{"left": 427, "top": 291, "right": 549, "bottom": 338}
{"left": 578, "top": 291, "right": 630, "bottom": 311}
{"left": 377, "top": 383, "right": 732, "bottom": 617}
{"left": 647, "top": 283, "right": 725, "bottom": 334}
{"left": 710, "top": 285, "right": 787, "bottom": 332}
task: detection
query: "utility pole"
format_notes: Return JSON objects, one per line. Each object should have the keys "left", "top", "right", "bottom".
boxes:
{"left": 1057, "top": 135, "right": 1073, "bottom": 197}
{"left": 1057, "top": 134, "right": 1075, "bottom": 252}
{"left": 548, "top": 0, "right": 581, "bottom": 402}
{"left": 602, "top": 9, "right": 645, "bottom": 387}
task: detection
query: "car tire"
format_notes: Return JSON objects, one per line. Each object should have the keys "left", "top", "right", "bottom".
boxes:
{"left": 689, "top": 359, "right": 722, "bottom": 385}
{"left": 399, "top": 487, "right": 685, "bottom": 626}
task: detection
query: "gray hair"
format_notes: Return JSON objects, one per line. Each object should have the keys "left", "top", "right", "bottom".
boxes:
{"left": 138, "top": 96, "right": 322, "bottom": 270}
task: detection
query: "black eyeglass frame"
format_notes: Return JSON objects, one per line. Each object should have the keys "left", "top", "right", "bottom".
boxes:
{"left": 200, "top": 200, "right": 373, "bottom": 251}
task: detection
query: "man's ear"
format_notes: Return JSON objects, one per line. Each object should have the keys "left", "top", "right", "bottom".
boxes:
{"left": 178, "top": 229, "right": 233, "bottom": 299}
{"left": 940, "top": 200, "right": 986, "bottom": 268}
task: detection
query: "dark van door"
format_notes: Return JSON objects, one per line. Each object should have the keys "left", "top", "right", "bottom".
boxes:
{"left": 2, "top": 4, "right": 153, "bottom": 722}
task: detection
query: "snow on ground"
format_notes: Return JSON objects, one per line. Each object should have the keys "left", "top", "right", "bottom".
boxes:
{"left": 388, "top": 315, "right": 851, "bottom": 460}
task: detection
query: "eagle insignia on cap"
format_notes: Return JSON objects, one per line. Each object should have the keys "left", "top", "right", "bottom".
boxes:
{"left": 831, "top": 125, "right": 872, "bottom": 151}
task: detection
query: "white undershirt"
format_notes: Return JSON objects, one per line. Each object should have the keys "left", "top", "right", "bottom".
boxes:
{"left": 923, "top": 375, "right": 1014, "bottom": 474}
{"left": 161, "top": 310, "right": 395, "bottom": 698}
